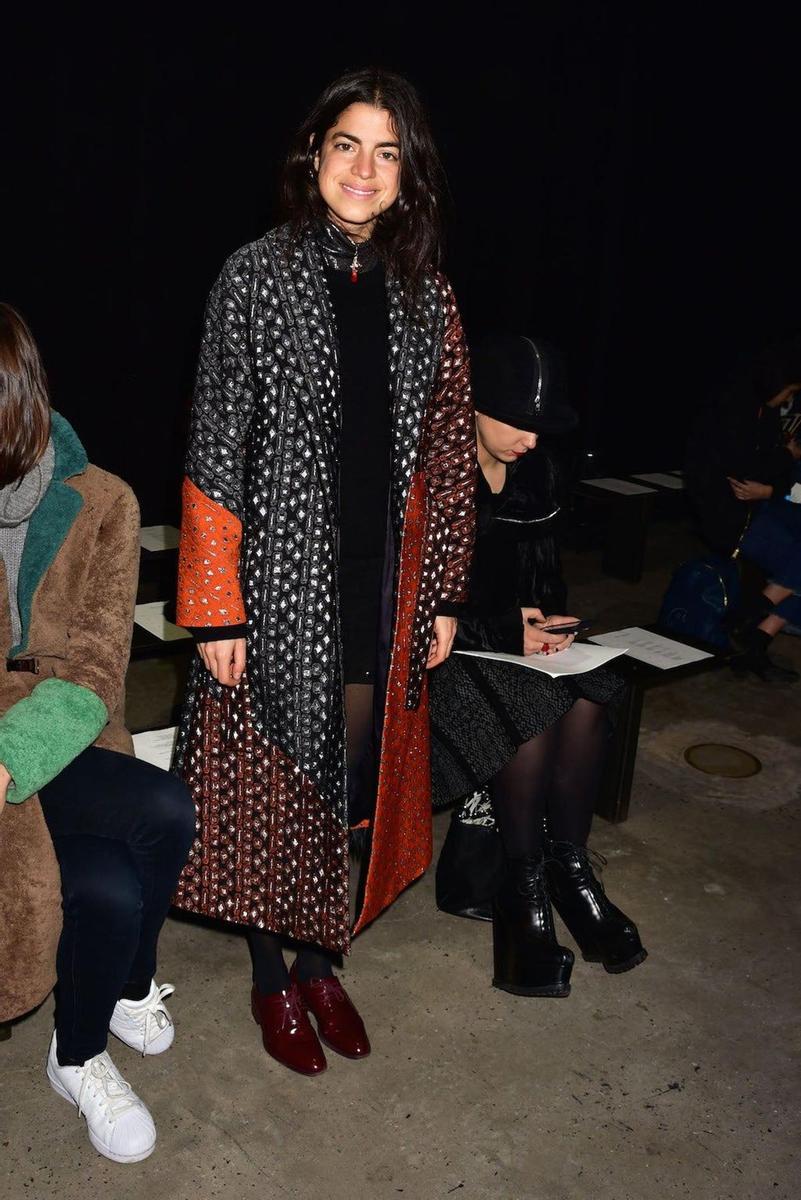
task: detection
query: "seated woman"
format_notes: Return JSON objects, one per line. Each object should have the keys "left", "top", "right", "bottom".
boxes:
{"left": 0, "top": 304, "right": 195, "bottom": 1163}
{"left": 429, "top": 334, "right": 646, "bottom": 998}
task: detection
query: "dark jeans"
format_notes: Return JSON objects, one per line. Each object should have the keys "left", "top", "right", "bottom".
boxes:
{"left": 742, "top": 500, "right": 801, "bottom": 625}
{"left": 39, "top": 747, "right": 195, "bottom": 1066}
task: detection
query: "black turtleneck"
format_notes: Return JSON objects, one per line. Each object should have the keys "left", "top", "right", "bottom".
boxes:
{"left": 325, "top": 261, "right": 391, "bottom": 558}
{"left": 320, "top": 223, "right": 391, "bottom": 680}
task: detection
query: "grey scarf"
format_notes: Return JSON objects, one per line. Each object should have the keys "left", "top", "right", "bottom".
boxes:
{"left": 0, "top": 440, "right": 55, "bottom": 649}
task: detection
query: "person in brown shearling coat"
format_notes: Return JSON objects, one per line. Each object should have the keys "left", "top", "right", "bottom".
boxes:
{"left": 0, "top": 304, "right": 194, "bottom": 1164}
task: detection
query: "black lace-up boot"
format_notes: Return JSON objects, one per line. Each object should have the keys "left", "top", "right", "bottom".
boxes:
{"left": 492, "top": 857, "right": 574, "bottom": 997}
{"left": 545, "top": 842, "right": 647, "bottom": 974}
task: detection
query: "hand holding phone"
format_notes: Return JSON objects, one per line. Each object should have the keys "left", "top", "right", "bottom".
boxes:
{"left": 526, "top": 618, "right": 591, "bottom": 636}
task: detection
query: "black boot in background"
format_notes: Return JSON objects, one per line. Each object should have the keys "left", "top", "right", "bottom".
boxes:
{"left": 730, "top": 628, "right": 800, "bottom": 683}
{"left": 546, "top": 842, "right": 647, "bottom": 974}
{"left": 492, "top": 857, "right": 574, "bottom": 997}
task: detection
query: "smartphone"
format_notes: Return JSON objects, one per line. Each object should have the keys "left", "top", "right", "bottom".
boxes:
{"left": 526, "top": 619, "right": 591, "bottom": 636}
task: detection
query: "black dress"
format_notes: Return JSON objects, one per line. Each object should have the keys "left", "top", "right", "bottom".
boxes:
{"left": 429, "top": 463, "right": 623, "bottom": 806}
{"left": 325, "top": 260, "right": 391, "bottom": 684}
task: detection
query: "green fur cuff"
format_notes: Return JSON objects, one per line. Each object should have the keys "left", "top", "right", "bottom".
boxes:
{"left": 0, "top": 678, "right": 108, "bottom": 803}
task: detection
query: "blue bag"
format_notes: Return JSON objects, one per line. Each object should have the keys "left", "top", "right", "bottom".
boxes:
{"left": 658, "top": 556, "right": 741, "bottom": 648}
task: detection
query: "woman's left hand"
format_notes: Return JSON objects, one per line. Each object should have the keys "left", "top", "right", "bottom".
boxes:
{"left": 427, "top": 616, "right": 457, "bottom": 669}
{"left": 538, "top": 615, "right": 578, "bottom": 655}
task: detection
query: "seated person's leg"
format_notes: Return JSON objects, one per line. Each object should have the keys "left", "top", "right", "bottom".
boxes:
{"left": 38, "top": 747, "right": 194, "bottom": 1163}
{"left": 545, "top": 700, "right": 646, "bottom": 974}
{"left": 489, "top": 725, "right": 574, "bottom": 998}
{"left": 734, "top": 507, "right": 801, "bottom": 678}
{"left": 45, "top": 834, "right": 142, "bottom": 1067}
{"left": 39, "top": 747, "right": 195, "bottom": 1041}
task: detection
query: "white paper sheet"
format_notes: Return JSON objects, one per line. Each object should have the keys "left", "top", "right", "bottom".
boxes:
{"left": 132, "top": 727, "right": 178, "bottom": 771}
{"left": 580, "top": 477, "right": 656, "bottom": 496}
{"left": 590, "top": 627, "right": 712, "bottom": 669}
{"left": 140, "top": 524, "right": 180, "bottom": 552}
{"left": 632, "top": 472, "right": 685, "bottom": 490}
{"left": 454, "top": 644, "right": 626, "bottom": 679}
{"left": 133, "top": 601, "right": 191, "bottom": 641}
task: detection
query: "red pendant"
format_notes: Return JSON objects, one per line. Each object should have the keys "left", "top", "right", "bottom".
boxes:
{"left": 350, "top": 267, "right": 358, "bottom": 284}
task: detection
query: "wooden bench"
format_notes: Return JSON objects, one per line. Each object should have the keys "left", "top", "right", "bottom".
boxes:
{"left": 594, "top": 625, "right": 727, "bottom": 823}
{"left": 572, "top": 472, "right": 687, "bottom": 583}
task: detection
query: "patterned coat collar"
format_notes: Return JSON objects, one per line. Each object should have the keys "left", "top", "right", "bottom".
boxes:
{"left": 268, "top": 222, "right": 444, "bottom": 529}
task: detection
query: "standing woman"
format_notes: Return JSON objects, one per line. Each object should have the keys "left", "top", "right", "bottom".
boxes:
{"left": 173, "top": 68, "right": 475, "bottom": 1075}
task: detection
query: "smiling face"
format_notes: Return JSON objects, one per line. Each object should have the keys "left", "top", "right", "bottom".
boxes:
{"left": 313, "top": 102, "right": 401, "bottom": 240}
{"left": 475, "top": 412, "right": 538, "bottom": 465}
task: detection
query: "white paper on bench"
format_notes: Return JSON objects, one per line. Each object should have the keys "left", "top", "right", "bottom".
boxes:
{"left": 580, "top": 477, "right": 656, "bottom": 496}
{"left": 133, "top": 727, "right": 178, "bottom": 771}
{"left": 140, "top": 524, "right": 179, "bottom": 552}
{"left": 631, "top": 472, "right": 685, "bottom": 490}
{"left": 455, "top": 644, "right": 626, "bottom": 679}
{"left": 134, "top": 600, "right": 191, "bottom": 641}
{"left": 590, "top": 627, "right": 712, "bottom": 669}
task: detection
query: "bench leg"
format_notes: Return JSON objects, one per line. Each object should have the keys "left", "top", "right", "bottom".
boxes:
{"left": 601, "top": 496, "right": 652, "bottom": 583}
{"left": 0, "top": 1021, "right": 12, "bottom": 1042}
{"left": 595, "top": 681, "right": 644, "bottom": 823}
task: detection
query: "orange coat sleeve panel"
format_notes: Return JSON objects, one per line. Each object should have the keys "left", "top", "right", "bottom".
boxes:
{"left": 176, "top": 477, "right": 247, "bottom": 628}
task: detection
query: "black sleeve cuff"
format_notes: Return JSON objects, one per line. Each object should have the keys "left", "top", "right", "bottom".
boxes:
{"left": 437, "top": 600, "right": 467, "bottom": 618}
{"left": 189, "top": 623, "right": 248, "bottom": 644}
{"left": 491, "top": 607, "right": 524, "bottom": 655}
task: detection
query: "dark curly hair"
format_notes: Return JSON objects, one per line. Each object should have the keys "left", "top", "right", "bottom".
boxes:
{"left": 281, "top": 67, "right": 446, "bottom": 295}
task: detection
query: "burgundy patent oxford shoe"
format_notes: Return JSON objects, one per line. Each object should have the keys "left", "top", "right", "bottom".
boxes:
{"left": 289, "top": 966, "right": 371, "bottom": 1060}
{"left": 250, "top": 984, "right": 327, "bottom": 1076}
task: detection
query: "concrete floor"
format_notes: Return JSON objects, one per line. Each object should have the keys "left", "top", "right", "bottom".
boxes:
{"left": 2, "top": 518, "right": 799, "bottom": 1200}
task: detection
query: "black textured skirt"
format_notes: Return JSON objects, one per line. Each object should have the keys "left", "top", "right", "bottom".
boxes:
{"left": 429, "top": 652, "right": 625, "bottom": 808}
{"left": 339, "top": 555, "right": 384, "bottom": 684}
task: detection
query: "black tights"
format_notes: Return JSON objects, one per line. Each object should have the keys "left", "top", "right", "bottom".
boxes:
{"left": 489, "top": 699, "right": 608, "bottom": 860}
{"left": 248, "top": 683, "right": 374, "bottom": 994}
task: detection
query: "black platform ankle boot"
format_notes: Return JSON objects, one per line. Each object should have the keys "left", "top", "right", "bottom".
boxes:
{"left": 492, "top": 857, "right": 574, "bottom": 997}
{"left": 545, "top": 842, "right": 647, "bottom": 974}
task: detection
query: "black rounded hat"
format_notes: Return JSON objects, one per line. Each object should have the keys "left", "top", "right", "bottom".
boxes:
{"left": 471, "top": 334, "right": 578, "bottom": 435}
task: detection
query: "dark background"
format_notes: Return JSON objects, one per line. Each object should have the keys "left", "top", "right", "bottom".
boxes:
{"left": 5, "top": 6, "right": 801, "bottom": 522}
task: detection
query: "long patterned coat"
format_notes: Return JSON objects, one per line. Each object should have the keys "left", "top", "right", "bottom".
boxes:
{"left": 173, "top": 222, "right": 475, "bottom": 953}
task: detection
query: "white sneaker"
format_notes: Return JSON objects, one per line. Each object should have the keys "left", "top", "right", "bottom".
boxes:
{"left": 110, "top": 981, "right": 175, "bottom": 1056}
{"left": 46, "top": 1032, "right": 156, "bottom": 1163}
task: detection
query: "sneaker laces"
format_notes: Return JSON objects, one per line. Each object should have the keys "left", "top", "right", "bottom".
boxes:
{"left": 77, "top": 1053, "right": 138, "bottom": 1121}
{"left": 123, "top": 982, "right": 174, "bottom": 1055}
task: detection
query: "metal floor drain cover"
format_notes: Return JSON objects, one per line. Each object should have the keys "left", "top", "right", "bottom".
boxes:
{"left": 684, "top": 743, "right": 762, "bottom": 778}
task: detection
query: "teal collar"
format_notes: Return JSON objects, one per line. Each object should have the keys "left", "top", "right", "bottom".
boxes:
{"left": 9, "top": 411, "right": 89, "bottom": 657}
{"left": 49, "top": 410, "right": 89, "bottom": 483}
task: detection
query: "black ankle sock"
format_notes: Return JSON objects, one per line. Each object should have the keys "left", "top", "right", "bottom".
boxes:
{"left": 745, "top": 628, "right": 773, "bottom": 655}
{"left": 247, "top": 930, "right": 290, "bottom": 995}
{"left": 293, "top": 946, "right": 337, "bottom": 983}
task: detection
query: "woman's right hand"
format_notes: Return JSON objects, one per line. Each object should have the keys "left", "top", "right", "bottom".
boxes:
{"left": 521, "top": 608, "right": 571, "bottom": 656}
{"left": 197, "top": 637, "right": 247, "bottom": 686}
